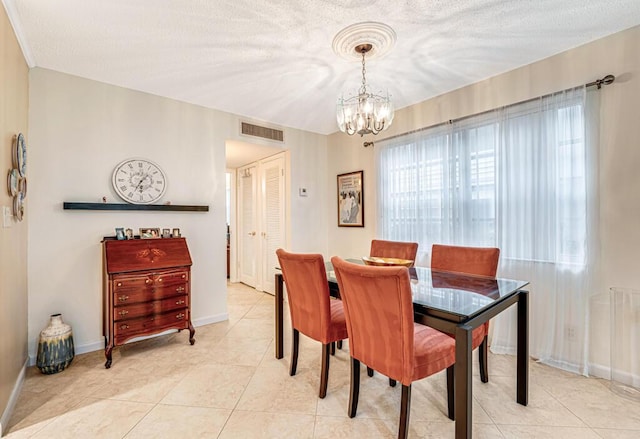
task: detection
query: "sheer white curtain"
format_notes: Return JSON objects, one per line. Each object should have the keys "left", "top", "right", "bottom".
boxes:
{"left": 376, "top": 87, "right": 599, "bottom": 374}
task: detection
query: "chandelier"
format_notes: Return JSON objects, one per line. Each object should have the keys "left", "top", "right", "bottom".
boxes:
{"left": 336, "top": 43, "right": 394, "bottom": 136}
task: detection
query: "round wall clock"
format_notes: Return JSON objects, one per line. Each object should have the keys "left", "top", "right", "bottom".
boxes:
{"left": 12, "top": 133, "right": 27, "bottom": 177}
{"left": 112, "top": 158, "right": 167, "bottom": 204}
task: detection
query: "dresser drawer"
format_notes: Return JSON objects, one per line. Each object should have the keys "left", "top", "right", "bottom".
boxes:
{"left": 113, "top": 310, "right": 190, "bottom": 342}
{"left": 113, "top": 296, "right": 188, "bottom": 321}
{"left": 113, "top": 283, "right": 188, "bottom": 305}
{"left": 112, "top": 270, "right": 188, "bottom": 292}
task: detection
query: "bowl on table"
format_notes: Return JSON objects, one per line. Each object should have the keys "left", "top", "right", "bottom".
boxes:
{"left": 361, "top": 256, "right": 414, "bottom": 267}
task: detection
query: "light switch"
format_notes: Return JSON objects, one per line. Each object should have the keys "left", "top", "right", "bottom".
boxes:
{"left": 3, "top": 206, "right": 13, "bottom": 228}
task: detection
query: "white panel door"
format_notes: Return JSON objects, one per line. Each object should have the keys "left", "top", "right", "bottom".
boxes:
{"left": 259, "top": 155, "right": 285, "bottom": 294}
{"left": 238, "top": 165, "right": 258, "bottom": 287}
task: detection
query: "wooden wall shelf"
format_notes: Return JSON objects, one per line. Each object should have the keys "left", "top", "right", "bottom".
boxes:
{"left": 63, "top": 202, "right": 209, "bottom": 212}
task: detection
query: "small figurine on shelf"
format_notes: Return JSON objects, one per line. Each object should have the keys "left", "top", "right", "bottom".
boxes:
{"left": 102, "top": 196, "right": 107, "bottom": 203}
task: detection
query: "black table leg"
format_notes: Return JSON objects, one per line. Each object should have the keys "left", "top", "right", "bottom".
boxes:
{"left": 517, "top": 290, "right": 529, "bottom": 405}
{"left": 454, "top": 324, "right": 473, "bottom": 439}
{"left": 275, "top": 273, "right": 284, "bottom": 359}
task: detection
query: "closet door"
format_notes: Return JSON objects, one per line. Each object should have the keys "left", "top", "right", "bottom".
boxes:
{"left": 259, "top": 155, "right": 285, "bottom": 294}
{"left": 238, "top": 165, "right": 258, "bottom": 288}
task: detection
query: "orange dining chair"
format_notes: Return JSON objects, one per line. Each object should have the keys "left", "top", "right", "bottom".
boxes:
{"left": 370, "top": 239, "right": 419, "bottom": 266}
{"left": 275, "top": 249, "right": 348, "bottom": 398}
{"left": 332, "top": 257, "right": 456, "bottom": 439}
{"left": 365, "top": 239, "right": 419, "bottom": 377}
{"left": 430, "top": 244, "right": 500, "bottom": 383}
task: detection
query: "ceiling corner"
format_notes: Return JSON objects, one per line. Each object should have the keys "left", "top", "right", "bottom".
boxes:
{"left": 2, "top": 0, "right": 36, "bottom": 68}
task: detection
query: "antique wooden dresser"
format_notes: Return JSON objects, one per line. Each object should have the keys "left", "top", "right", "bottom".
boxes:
{"left": 102, "top": 237, "right": 195, "bottom": 368}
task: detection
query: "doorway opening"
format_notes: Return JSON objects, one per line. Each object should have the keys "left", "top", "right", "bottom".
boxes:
{"left": 225, "top": 140, "right": 288, "bottom": 294}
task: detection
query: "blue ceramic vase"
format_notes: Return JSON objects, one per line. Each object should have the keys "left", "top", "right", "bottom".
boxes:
{"left": 36, "top": 314, "right": 75, "bottom": 374}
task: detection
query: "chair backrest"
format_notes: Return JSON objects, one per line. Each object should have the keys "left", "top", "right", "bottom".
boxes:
{"left": 331, "top": 256, "right": 415, "bottom": 383}
{"left": 370, "top": 239, "right": 419, "bottom": 265}
{"left": 431, "top": 244, "right": 500, "bottom": 277}
{"left": 276, "top": 249, "right": 332, "bottom": 343}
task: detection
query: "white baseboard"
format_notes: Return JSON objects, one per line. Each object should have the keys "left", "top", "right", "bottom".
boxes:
{"left": 0, "top": 358, "right": 28, "bottom": 436}
{"left": 588, "top": 362, "right": 610, "bottom": 379}
{"left": 28, "top": 338, "right": 106, "bottom": 367}
{"left": 27, "top": 313, "right": 230, "bottom": 367}
{"left": 193, "top": 313, "right": 228, "bottom": 327}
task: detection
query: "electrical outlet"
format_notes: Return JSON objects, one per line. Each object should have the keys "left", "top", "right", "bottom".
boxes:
{"left": 3, "top": 206, "right": 13, "bottom": 228}
{"left": 298, "top": 187, "right": 308, "bottom": 197}
{"left": 566, "top": 326, "right": 577, "bottom": 341}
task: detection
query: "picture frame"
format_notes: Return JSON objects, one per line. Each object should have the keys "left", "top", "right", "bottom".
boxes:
{"left": 115, "top": 227, "right": 126, "bottom": 240}
{"left": 162, "top": 228, "right": 171, "bottom": 238}
{"left": 139, "top": 228, "right": 160, "bottom": 239}
{"left": 125, "top": 228, "right": 134, "bottom": 240}
{"left": 337, "top": 170, "right": 364, "bottom": 227}
{"left": 172, "top": 228, "right": 181, "bottom": 238}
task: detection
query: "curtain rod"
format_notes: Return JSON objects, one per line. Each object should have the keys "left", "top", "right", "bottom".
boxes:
{"left": 363, "top": 74, "right": 615, "bottom": 147}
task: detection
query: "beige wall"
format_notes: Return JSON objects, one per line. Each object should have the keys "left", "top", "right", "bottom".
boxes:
{"left": 327, "top": 25, "right": 640, "bottom": 373}
{"left": 26, "top": 68, "right": 329, "bottom": 363}
{"left": 0, "top": 4, "right": 29, "bottom": 432}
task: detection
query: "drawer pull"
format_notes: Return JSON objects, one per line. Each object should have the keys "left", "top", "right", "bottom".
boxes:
{"left": 158, "top": 278, "right": 163, "bottom": 282}
{"left": 181, "top": 274, "right": 186, "bottom": 279}
{"left": 176, "top": 286, "right": 185, "bottom": 293}
{"left": 176, "top": 313, "right": 185, "bottom": 320}
{"left": 116, "top": 282, "right": 122, "bottom": 287}
{"left": 118, "top": 295, "right": 129, "bottom": 302}
{"left": 176, "top": 299, "right": 185, "bottom": 305}
{"left": 118, "top": 310, "right": 129, "bottom": 317}
{"left": 145, "top": 279, "right": 153, "bottom": 285}
{"left": 120, "top": 324, "right": 129, "bottom": 330}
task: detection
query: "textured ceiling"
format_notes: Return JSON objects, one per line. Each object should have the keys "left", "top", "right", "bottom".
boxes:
{"left": 5, "top": 0, "right": 640, "bottom": 135}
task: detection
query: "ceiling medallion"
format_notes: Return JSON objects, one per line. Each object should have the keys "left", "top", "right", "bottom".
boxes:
{"left": 334, "top": 22, "right": 396, "bottom": 137}
{"left": 332, "top": 22, "right": 397, "bottom": 61}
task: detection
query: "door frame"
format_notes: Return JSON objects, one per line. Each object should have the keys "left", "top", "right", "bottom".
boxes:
{"left": 226, "top": 168, "right": 238, "bottom": 283}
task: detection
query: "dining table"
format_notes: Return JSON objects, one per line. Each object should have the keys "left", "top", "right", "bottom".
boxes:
{"left": 274, "top": 259, "right": 530, "bottom": 439}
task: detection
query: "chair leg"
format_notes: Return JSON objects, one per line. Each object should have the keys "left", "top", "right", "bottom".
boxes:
{"left": 389, "top": 378, "right": 397, "bottom": 387}
{"left": 446, "top": 365, "right": 455, "bottom": 420}
{"left": 479, "top": 335, "right": 489, "bottom": 383}
{"left": 290, "top": 329, "right": 299, "bottom": 376}
{"left": 337, "top": 340, "right": 343, "bottom": 350}
{"left": 348, "top": 357, "right": 361, "bottom": 418}
{"left": 399, "top": 384, "right": 411, "bottom": 439}
{"left": 367, "top": 366, "right": 374, "bottom": 377}
{"left": 319, "top": 343, "right": 331, "bottom": 398}
{"left": 330, "top": 341, "right": 336, "bottom": 356}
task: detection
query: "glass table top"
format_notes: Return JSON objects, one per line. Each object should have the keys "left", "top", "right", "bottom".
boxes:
{"left": 325, "top": 259, "right": 529, "bottom": 322}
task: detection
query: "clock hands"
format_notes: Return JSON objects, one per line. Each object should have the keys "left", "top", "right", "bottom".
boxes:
{"left": 133, "top": 171, "right": 150, "bottom": 193}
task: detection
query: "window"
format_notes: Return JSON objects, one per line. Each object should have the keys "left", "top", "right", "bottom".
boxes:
{"left": 377, "top": 88, "right": 589, "bottom": 266}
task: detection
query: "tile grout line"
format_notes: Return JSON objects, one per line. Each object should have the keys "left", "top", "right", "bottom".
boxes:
{"left": 215, "top": 298, "right": 269, "bottom": 438}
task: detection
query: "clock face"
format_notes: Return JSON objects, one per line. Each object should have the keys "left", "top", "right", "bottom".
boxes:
{"left": 112, "top": 158, "right": 167, "bottom": 204}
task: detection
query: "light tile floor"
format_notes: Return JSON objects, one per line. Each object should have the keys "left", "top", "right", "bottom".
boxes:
{"left": 5, "top": 282, "right": 640, "bottom": 438}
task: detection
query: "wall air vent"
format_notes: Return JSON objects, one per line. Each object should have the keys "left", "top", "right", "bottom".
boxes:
{"left": 240, "top": 122, "right": 284, "bottom": 143}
